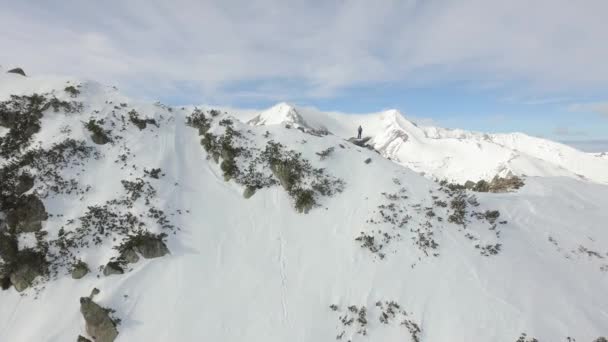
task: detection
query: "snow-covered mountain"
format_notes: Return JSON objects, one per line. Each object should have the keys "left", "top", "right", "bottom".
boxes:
{"left": 246, "top": 103, "right": 608, "bottom": 185}
{"left": 1, "top": 70, "right": 608, "bottom": 342}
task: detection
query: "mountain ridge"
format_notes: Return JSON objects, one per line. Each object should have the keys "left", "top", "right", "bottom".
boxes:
{"left": 0, "top": 71, "right": 607, "bottom": 342}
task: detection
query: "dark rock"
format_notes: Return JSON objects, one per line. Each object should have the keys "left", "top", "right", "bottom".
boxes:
{"left": 10, "top": 261, "right": 41, "bottom": 292}
{"left": 6, "top": 194, "right": 48, "bottom": 233}
{"left": 243, "top": 186, "right": 256, "bottom": 199}
{"left": 103, "top": 262, "right": 124, "bottom": 276}
{"left": 77, "top": 335, "right": 92, "bottom": 342}
{"left": 71, "top": 261, "right": 89, "bottom": 279}
{"left": 121, "top": 248, "right": 140, "bottom": 264}
{"left": 15, "top": 173, "right": 35, "bottom": 195}
{"left": 347, "top": 136, "right": 372, "bottom": 147}
{"left": 7, "top": 68, "right": 26, "bottom": 76}
{"left": 79, "top": 297, "right": 119, "bottom": 342}
{"left": 89, "top": 287, "right": 100, "bottom": 299}
{"left": 91, "top": 132, "right": 111, "bottom": 145}
{"left": 0, "top": 232, "right": 18, "bottom": 262}
{"left": 463, "top": 180, "right": 475, "bottom": 190}
{"left": 134, "top": 237, "right": 169, "bottom": 259}
{"left": 0, "top": 276, "right": 11, "bottom": 290}
{"left": 364, "top": 158, "right": 372, "bottom": 164}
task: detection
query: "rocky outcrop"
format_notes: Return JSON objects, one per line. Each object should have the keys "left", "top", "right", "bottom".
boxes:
{"left": 15, "top": 173, "right": 35, "bottom": 195}
{"left": 243, "top": 186, "right": 256, "bottom": 199}
{"left": 7, "top": 68, "right": 26, "bottom": 76}
{"left": 348, "top": 136, "right": 372, "bottom": 148}
{"left": 103, "top": 262, "right": 124, "bottom": 276}
{"left": 6, "top": 194, "right": 48, "bottom": 233}
{"left": 79, "top": 297, "right": 119, "bottom": 342}
{"left": 134, "top": 236, "right": 170, "bottom": 259}
{"left": 9, "top": 251, "right": 45, "bottom": 292}
{"left": 91, "top": 131, "right": 111, "bottom": 145}
{"left": 464, "top": 175, "right": 525, "bottom": 193}
{"left": 77, "top": 335, "right": 92, "bottom": 342}
{"left": 121, "top": 248, "right": 140, "bottom": 264}
{"left": 270, "top": 162, "right": 295, "bottom": 191}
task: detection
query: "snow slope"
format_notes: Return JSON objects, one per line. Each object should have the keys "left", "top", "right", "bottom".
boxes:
{"left": 1, "top": 72, "right": 608, "bottom": 342}
{"left": 246, "top": 104, "right": 608, "bottom": 184}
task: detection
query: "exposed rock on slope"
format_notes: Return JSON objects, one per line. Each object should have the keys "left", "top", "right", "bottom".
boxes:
{"left": 7, "top": 68, "right": 26, "bottom": 77}
{"left": 80, "top": 297, "right": 119, "bottom": 342}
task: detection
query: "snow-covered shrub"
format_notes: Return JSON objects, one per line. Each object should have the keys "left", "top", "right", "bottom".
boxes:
{"left": 186, "top": 110, "right": 345, "bottom": 213}
{"left": 85, "top": 119, "right": 112, "bottom": 145}
{"left": 315, "top": 146, "right": 334, "bottom": 160}
{"left": 128, "top": 110, "right": 157, "bottom": 130}
{"left": 64, "top": 85, "right": 80, "bottom": 97}
{"left": 0, "top": 94, "right": 81, "bottom": 157}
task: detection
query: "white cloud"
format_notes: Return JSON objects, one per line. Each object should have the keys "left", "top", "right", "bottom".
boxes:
{"left": 1, "top": 0, "right": 608, "bottom": 102}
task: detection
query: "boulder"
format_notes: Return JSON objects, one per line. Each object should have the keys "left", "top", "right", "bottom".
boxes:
{"left": 91, "top": 132, "right": 111, "bottom": 145}
{"left": 347, "top": 136, "right": 372, "bottom": 147}
{"left": 243, "top": 186, "right": 256, "bottom": 199}
{"left": 102, "top": 262, "right": 124, "bottom": 276}
{"left": 1, "top": 276, "right": 11, "bottom": 290}
{"left": 6, "top": 194, "right": 48, "bottom": 233}
{"left": 463, "top": 180, "right": 475, "bottom": 190}
{"left": 77, "top": 335, "right": 92, "bottom": 342}
{"left": 10, "top": 262, "right": 41, "bottom": 292}
{"left": 0, "top": 232, "right": 18, "bottom": 262}
{"left": 79, "top": 297, "right": 119, "bottom": 342}
{"left": 15, "top": 173, "right": 35, "bottom": 195}
{"left": 7, "top": 68, "right": 26, "bottom": 76}
{"left": 364, "top": 158, "right": 372, "bottom": 164}
{"left": 71, "top": 262, "right": 89, "bottom": 280}
{"left": 121, "top": 248, "right": 140, "bottom": 264}
{"left": 134, "top": 236, "right": 169, "bottom": 259}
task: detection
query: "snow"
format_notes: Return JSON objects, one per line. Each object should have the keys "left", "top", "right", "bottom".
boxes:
{"left": 236, "top": 103, "right": 608, "bottom": 184}
{"left": 1, "top": 73, "right": 608, "bottom": 342}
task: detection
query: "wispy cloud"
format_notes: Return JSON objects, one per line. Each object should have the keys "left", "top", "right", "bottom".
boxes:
{"left": 2, "top": 0, "right": 608, "bottom": 103}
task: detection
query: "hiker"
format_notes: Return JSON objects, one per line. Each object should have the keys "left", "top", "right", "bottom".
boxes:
{"left": 357, "top": 125, "right": 363, "bottom": 139}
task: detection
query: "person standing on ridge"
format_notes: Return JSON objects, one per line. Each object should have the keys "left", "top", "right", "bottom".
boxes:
{"left": 357, "top": 125, "right": 363, "bottom": 139}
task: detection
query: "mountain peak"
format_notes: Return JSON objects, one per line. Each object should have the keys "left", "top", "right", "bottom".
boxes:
{"left": 248, "top": 102, "right": 300, "bottom": 126}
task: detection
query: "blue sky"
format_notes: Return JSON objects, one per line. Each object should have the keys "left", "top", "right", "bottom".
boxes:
{"left": 1, "top": 0, "right": 608, "bottom": 151}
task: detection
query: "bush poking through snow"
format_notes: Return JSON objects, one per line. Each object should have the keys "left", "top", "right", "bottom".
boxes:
{"left": 64, "top": 85, "right": 80, "bottom": 97}
{"left": 515, "top": 333, "right": 538, "bottom": 342}
{"left": 316, "top": 147, "right": 334, "bottom": 160}
{"left": 85, "top": 119, "right": 112, "bottom": 145}
{"left": 0, "top": 94, "right": 82, "bottom": 158}
{"left": 462, "top": 174, "right": 525, "bottom": 193}
{"left": 186, "top": 112, "right": 345, "bottom": 212}
{"left": 128, "top": 110, "right": 158, "bottom": 130}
